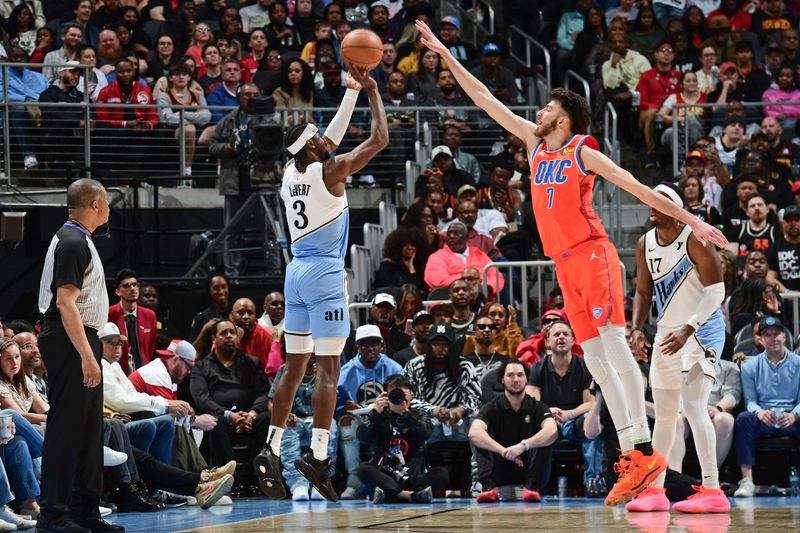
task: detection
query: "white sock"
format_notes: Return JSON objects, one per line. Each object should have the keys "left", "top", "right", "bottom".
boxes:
{"left": 267, "top": 425, "right": 284, "bottom": 456}
{"left": 598, "top": 325, "right": 651, "bottom": 445}
{"left": 682, "top": 369, "right": 720, "bottom": 489}
{"left": 582, "top": 336, "right": 633, "bottom": 451}
{"left": 185, "top": 165, "right": 192, "bottom": 176}
{"left": 310, "top": 428, "right": 330, "bottom": 461}
{"left": 651, "top": 387, "right": 682, "bottom": 488}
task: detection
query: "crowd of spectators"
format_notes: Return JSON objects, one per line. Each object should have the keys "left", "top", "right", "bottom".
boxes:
{"left": 2, "top": 0, "right": 800, "bottom": 511}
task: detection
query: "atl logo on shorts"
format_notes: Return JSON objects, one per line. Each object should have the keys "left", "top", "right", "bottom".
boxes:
{"left": 324, "top": 308, "right": 345, "bottom": 321}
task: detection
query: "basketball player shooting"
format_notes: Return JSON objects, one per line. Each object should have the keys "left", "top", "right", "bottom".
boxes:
{"left": 253, "top": 64, "right": 388, "bottom": 502}
{"left": 415, "top": 20, "right": 727, "bottom": 506}
{"left": 627, "top": 184, "right": 730, "bottom": 513}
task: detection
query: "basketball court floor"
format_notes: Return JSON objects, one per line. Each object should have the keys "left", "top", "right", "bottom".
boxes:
{"left": 106, "top": 495, "right": 800, "bottom": 532}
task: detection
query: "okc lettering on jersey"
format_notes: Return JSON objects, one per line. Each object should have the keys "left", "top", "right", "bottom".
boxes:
{"left": 532, "top": 159, "right": 574, "bottom": 185}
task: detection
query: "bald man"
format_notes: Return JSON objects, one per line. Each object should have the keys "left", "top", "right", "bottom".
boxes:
{"left": 258, "top": 291, "right": 286, "bottom": 337}
{"left": 230, "top": 297, "right": 272, "bottom": 368}
{"left": 13, "top": 332, "right": 48, "bottom": 401}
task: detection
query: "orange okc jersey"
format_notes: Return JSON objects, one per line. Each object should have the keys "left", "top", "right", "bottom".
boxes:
{"left": 530, "top": 134, "right": 607, "bottom": 258}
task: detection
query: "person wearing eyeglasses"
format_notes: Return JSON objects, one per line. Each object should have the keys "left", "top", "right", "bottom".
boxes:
{"left": 463, "top": 317, "right": 511, "bottom": 383}
{"left": 12, "top": 332, "right": 47, "bottom": 402}
{"left": 108, "top": 268, "right": 158, "bottom": 375}
{"left": 635, "top": 38, "right": 682, "bottom": 168}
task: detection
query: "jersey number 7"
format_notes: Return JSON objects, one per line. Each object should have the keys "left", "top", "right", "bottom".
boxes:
{"left": 545, "top": 187, "right": 555, "bottom": 209}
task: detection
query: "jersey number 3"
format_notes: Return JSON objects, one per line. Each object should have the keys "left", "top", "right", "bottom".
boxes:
{"left": 293, "top": 200, "right": 308, "bottom": 229}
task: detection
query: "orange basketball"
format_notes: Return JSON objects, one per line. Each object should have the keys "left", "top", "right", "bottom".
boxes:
{"left": 340, "top": 29, "right": 383, "bottom": 69}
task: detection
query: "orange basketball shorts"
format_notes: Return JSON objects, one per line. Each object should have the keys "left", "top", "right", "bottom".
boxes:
{"left": 552, "top": 238, "right": 626, "bottom": 344}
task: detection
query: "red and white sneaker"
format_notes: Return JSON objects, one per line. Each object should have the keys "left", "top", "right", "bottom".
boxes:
{"left": 521, "top": 488, "right": 541, "bottom": 502}
{"left": 625, "top": 486, "right": 670, "bottom": 512}
{"left": 476, "top": 487, "right": 499, "bottom": 503}
{"left": 672, "top": 485, "right": 731, "bottom": 514}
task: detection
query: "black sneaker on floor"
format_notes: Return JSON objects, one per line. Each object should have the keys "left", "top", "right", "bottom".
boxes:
{"left": 253, "top": 447, "right": 287, "bottom": 499}
{"left": 294, "top": 450, "right": 338, "bottom": 503}
{"left": 149, "top": 490, "right": 188, "bottom": 508}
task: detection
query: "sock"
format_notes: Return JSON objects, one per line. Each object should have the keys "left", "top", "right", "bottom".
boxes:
{"left": 310, "top": 428, "right": 330, "bottom": 461}
{"left": 632, "top": 418, "right": 653, "bottom": 447}
{"left": 682, "top": 370, "right": 720, "bottom": 489}
{"left": 616, "top": 427, "right": 635, "bottom": 453}
{"left": 185, "top": 165, "right": 192, "bottom": 176}
{"left": 267, "top": 425, "right": 284, "bottom": 456}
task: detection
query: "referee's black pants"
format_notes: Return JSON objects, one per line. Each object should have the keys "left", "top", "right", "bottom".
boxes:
{"left": 38, "top": 320, "right": 104, "bottom": 524}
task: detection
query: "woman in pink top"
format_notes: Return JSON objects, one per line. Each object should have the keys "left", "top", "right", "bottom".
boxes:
{"left": 762, "top": 65, "right": 800, "bottom": 132}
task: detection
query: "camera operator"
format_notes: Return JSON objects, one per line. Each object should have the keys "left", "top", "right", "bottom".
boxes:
{"left": 356, "top": 375, "right": 449, "bottom": 503}
{"left": 209, "top": 82, "right": 267, "bottom": 278}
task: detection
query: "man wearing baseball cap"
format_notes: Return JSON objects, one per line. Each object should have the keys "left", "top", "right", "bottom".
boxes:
{"left": 734, "top": 314, "right": 800, "bottom": 497}
{"left": 766, "top": 205, "right": 800, "bottom": 292}
{"left": 404, "top": 323, "right": 480, "bottom": 445}
{"left": 469, "top": 40, "right": 519, "bottom": 105}
{"left": 347, "top": 293, "right": 411, "bottom": 359}
{"left": 437, "top": 15, "right": 476, "bottom": 62}
{"left": 337, "top": 324, "right": 404, "bottom": 498}
{"left": 393, "top": 310, "right": 434, "bottom": 367}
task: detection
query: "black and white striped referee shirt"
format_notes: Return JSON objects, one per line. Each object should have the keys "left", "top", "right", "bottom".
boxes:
{"left": 38, "top": 223, "right": 108, "bottom": 331}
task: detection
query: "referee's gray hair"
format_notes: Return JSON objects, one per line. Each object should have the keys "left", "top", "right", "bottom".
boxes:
{"left": 67, "top": 178, "right": 106, "bottom": 211}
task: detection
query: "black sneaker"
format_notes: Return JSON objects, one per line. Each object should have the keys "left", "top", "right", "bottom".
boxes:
{"left": 253, "top": 447, "right": 287, "bottom": 499}
{"left": 411, "top": 487, "right": 432, "bottom": 503}
{"left": 294, "top": 450, "right": 338, "bottom": 503}
{"left": 149, "top": 490, "right": 188, "bottom": 508}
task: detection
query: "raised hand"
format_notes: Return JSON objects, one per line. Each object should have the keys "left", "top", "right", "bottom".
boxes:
{"left": 344, "top": 72, "right": 363, "bottom": 92}
{"left": 415, "top": 20, "right": 449, "bottom": 57}
{"left": 689, "top": 219, "right": 728, "bottom": 248}
{"left": 346, "top": 64, "right": 376, "bottom": 90}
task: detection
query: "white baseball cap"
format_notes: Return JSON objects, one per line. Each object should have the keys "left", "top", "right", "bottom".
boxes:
{"left": 97, "top": 322, "right": 127, "bottom": 341}
{"left": 157, "top": 339, "right": 197, "bottom": 363}
{"left": 372, "top": 293, "right": 396, "bottom": 308}
{"left": 431, "top": 145, "right": 453, "bottom": 160}
{"left": 355, "top": 324, "right": 383, "bottom": 343}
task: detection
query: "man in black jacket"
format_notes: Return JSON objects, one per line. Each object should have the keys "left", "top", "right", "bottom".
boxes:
{"left": 38, "top": 62, "right": 87, "bottom": 168}
{"left": 356, "top": 374, "right": 449, "bottom": 503}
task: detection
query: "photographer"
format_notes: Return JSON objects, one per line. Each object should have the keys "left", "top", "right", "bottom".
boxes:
{"left": 209, "top": 82, "right": 269, "bottom": 278}
{"left": 356, "top": 375, "right": 449, "bottom": 503}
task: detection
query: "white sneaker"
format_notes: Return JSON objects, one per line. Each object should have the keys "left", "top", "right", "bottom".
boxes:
{"left": 340, "top": 486, "right": 360, "bottom": 500}
{"left": 215, "top": 496, "right": 232, "bottom": 506}
{"left": 103, "top": 446, "right": 128, "bottom": 467}
{"left": 0, "top": 518, "right": 16, "bottom": 532}
{"left": 734, "top": 478, "right": 756, "bottom": 497}
{"left": 310, "top": 487, "right": 325, "bottom": 501}
{"left": 23, "top": 155, "right": 37, "bottom": 169}
{"left": 291, "top": 485, "right": 309, "bottom": 501}
{"left": 0, "top": 505, "right": 34, "bottom": 529}
{"left": 99, "top": 506, "right": 112, "bottom": 517}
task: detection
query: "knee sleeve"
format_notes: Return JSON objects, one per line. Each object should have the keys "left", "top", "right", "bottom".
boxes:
{"left": 314, "top": 336, "right": 347, "bottom": 357}
{"left": 285, "top": 330, "right": 313, "bottom": 354}
{"left": 597, "top": 325, "right": 639, "bottom": 375}
{"left": 581, "top": 337, "right": 609, "bottom": 385}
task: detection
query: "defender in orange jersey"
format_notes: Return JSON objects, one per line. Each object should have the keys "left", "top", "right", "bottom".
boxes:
{"left": 415, "top": 20, "right": 728, "bottom": 506}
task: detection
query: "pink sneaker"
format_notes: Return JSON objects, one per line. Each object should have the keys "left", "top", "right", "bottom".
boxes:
{"left": 521, "top": 487, "right": 541, "bottom": 502}
{"left": 625, "top": 486, "right": 670, "bottom": 512}
{"left": 476, "top": 487, "right": 499, "bottom": 503}
{"left": 672, "top": 485, "right": 730, "bottom": 514}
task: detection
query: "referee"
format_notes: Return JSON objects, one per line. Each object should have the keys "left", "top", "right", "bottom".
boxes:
{"left": 37, "top": 179, "right": 123, "bottom": 533}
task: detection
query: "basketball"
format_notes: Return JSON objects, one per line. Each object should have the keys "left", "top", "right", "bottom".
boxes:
{"left": 340, "top": 29, "right": 383, "bottom": 69}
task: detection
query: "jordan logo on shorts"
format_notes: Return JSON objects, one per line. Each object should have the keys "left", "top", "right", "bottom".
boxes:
{"left": 324, "top": 308, "right": 345, "bottom": 321}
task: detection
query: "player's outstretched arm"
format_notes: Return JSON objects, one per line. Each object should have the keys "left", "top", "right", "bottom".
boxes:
{"left": 323, "top": 65, "right": 389, "bottom": 187}
{"left": 323, "top": 73, "right": 362, "bottom": 152}
{"left": 415, "top": 20, "right": 537, "bottom": 149}
{"left": 580, "top": 146, "right": 728, "bottom": 248}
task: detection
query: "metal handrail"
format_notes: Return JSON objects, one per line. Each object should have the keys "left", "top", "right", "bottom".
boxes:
{"left": 508, "top": 25, "right": 551, "bottom": 107}
{"left": 667, "top": 99, "right": 800, "bottom": 175}
{"left": 601, "top": 101, "right": 622, "bottom": 245}
{"left": 564, "top": 69, "right": 591, "bottom": 112}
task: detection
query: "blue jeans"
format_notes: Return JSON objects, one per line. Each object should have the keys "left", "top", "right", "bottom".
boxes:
{"left": 652, "top": 3, "right": 684, "bottom": 25}
{"left": 562, "top": 415, "right": 604, "bottom": 483}
{"left": 0, "top": 410, "right": 44, "bottom": 502}
{"left": 125, "top": 415, "right": 176, "bottom": 465}
{"left": 0, "top": 459, "right": 14, "bottom": 505}
{"left": 281, "top": 418, "right": 337, "bottom": 490}
{"left": 4, "top": 108, "right": 35, "bottom": 157}
{"left": 735, "top": 411, "right": 800, "bottom": 466}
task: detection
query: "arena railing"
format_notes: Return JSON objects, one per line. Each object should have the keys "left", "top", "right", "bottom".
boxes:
{"left": 507, "top": 26, "right": 551, "bottom": 108}
{"left": 349, "top": 299, "right": 450, "bottom": 328}
{"left": 438, "top": 0, "right": 496, "bottom": 48}
{"left": 669, "top": 100, "right": 800, "bottom": 176}
{"left": 597, "top": 102, "right": 623, "bottom": 246}
{"left": 481, "top": 260, "right": 628, "bottom": 327}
